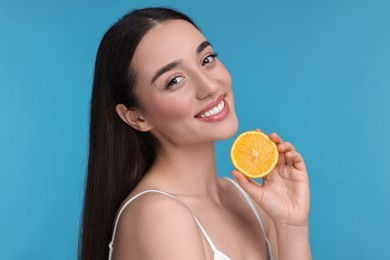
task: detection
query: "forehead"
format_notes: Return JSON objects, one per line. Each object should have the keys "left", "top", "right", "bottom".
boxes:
{"left": 132, "top": 19, "right": 206, "bottom": 73}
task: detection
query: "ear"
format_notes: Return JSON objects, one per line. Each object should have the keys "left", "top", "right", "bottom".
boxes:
{"left": 116, "top": 104, "right": 153, "bottom": 132}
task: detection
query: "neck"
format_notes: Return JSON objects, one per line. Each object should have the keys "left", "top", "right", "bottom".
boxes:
{"left": 148, "top": 141, "right": 220, "bottom": 199}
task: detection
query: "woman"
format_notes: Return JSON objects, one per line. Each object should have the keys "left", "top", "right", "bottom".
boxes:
{"left": 79, "top": 7, "right": 311, "bottom": 260}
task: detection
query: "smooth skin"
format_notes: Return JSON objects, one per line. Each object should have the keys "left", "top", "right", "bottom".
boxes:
{"left": 114, "top": 19, "right": 311, "bottom": 260}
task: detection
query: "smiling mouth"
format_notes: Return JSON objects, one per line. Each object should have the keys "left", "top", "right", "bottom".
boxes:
{"left": 194, "top": 93, "right": 227, "bottom": 119}
{"left": 196, "top": 99, "right": 225, "bottom": 118}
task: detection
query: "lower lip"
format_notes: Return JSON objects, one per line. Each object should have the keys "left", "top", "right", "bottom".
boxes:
{"left": 195, "top": 98, "right": 230, "bottom": 123}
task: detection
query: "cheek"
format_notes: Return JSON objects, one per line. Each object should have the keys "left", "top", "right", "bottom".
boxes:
{"left": 217, "top": 63, "right": 233, "bottom": 86}
{"left": 142, "top": 93, "right": 193, "bottom": 121}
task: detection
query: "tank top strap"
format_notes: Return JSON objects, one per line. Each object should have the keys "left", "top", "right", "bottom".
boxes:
{"left": 108, "top": 189, "right": 221, "bottom": 260}
{"left": 108, "top": 190, "right": 176, "bottom": 260}
{"left": 192, "top": 215, "right": 219, "bottom": 252}
{"left": 224, "top": 177, "right": 274, "bottom": 260}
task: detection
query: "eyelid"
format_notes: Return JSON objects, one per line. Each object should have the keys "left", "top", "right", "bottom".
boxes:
{"left": 164, "top": 73, "right": 185, "bottom": 90}
{"left": 201, "top": 52, "right": 219, "bottom": 66}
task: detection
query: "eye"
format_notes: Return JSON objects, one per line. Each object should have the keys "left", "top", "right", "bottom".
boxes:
{"left": 165, "top": 75, "right": 184, "bottom": 89}
{"left": 202, "top": 52, "right": 218, "bottom": 66}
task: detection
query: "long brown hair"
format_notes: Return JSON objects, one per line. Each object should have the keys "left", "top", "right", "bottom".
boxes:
{"left": 79, "top": 7, "right": 198, "bottom": 260}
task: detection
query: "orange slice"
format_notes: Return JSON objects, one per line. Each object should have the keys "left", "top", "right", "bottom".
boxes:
{"left": 230, "top": 131, "right": 279, "bottom": 178}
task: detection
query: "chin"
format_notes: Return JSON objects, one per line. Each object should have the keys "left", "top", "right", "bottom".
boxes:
{"left": 216, "top": 114, "right": 239, "bottom": 140}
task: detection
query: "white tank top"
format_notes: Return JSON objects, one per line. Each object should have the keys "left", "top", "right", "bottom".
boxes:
{"left": 108, "top": 178, "right": 274, "bottom": 260}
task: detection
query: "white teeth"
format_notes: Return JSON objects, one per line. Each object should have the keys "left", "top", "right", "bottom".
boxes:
{"left": 199, "top": 100, "right": 225, "bottom": 118}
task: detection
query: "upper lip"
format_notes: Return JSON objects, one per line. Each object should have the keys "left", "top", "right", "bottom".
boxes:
{"left": 195, "top": 94, "right": 225, "bottom": 117}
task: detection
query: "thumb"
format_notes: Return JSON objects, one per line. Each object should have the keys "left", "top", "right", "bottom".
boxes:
{"left": 231, "top": 170, "right": 264, "bottom": 205}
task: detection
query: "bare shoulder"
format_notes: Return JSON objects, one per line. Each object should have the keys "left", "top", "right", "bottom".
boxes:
{"left": 111, "top": 191, "right": 206, "bottom": 260}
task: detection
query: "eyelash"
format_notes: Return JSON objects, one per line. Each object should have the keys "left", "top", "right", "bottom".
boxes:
{"left": 165, "top": 74, "right": 184, "bottom": 89}
{"left": 202, "top": 52, "right": 219, "bottom": 66}
{"left": 164, "top": 52, "right": 219, "bottom": 89}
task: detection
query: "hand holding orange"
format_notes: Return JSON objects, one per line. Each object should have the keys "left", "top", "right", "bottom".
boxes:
{"left": 230, "top": 130, "right": 279, "bottom": 178}
{"left": 231, "top": 131, "right": 311, "bottom": 235}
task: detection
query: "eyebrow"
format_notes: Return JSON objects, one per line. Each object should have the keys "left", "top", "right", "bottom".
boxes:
{"left": 196, "top": 40, "right": 212, "bottom": 54}
{"left": 151, "top": 40, "right": 213, "bottom": 84}
{"left": 151, "top": 59, "right": 182, "bottom": 83}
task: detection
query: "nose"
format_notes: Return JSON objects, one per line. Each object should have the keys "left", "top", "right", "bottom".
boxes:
{"left": 192, "top": 69, "right": 219, "bottom": 100}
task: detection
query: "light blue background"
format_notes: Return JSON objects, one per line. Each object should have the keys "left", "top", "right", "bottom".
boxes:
{"left": 1, "top": 0, "right": 389, "bottom": 259}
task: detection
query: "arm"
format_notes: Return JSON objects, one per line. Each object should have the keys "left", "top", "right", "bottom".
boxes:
{"left": 232, "top": 132, "right": 311, "bottom": 260}
{"left": 112, "top": 193, "right": 207, "bottom": 260}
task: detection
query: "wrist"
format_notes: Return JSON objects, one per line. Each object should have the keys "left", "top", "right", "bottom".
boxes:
{"left": 274, "top": 223, "right": 310, "bottom": 237}
{"left": 274, "top": 224, "right": 312, "bottom": 260}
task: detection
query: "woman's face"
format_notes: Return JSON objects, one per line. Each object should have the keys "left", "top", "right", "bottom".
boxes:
{"left": 131, "top": 19, "right": 238, "bottom": 146}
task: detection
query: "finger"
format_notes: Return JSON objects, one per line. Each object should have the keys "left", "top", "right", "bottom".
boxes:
{"left": 276, "top": 146, "right": 287, "bottom": 165}
{"left": 231, "top": 170, "right": 264, "bottom": 202}
{"left": 269, "top": 132, "right": 283, "bottom": 145}
{"left": 269, "top": 133, "right": 287, "bottom": 165}
{"left": 278, "top": 142, "right": 296, "bottom": 153}
{"left": 278, "top": 142, "right": 296, "bottom": 166}
{"left": 255, "top": 128, "right": 262, "bottom": 133}
{"left": 278, "top": 142, "right": 297, "bottom": 166}
{"left": 285, "top": 150, "right": 306, "bottom": 171}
